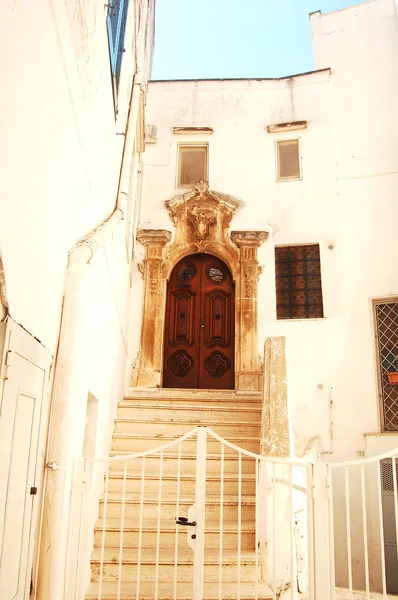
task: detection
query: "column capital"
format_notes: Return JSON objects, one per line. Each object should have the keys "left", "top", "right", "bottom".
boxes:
{"left": 230, "top": 230, "right": 268, "bottom": 248}
{"left": 136, "top": 229, "right": 172, "bottom": 247}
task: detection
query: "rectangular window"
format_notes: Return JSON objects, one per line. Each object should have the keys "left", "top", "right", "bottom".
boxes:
{"left": 177, "top": 145, "right": 208, "bottom": 188}
{"left": 276, "top": 139, "right": 301, "bottom": 181}
{"left": 275, "top": 244, "right": 324, "bottom": 319}
{"left": 374, "top": 300, "right": 398, "bottom": 432}
{"left": 106, "top": 0, "right": 129, "bottom": 103}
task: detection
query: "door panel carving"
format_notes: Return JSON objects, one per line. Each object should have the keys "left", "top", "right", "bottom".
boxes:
{"left": 167, "top": 350, "right": 195, "bottom": 377}
{"left": 168, "top": 290, "right": 196, "bottom": 347}
{"left": 203, "top": 351, "right": 232, "bottom": 379}
{"left": 204, "top": 290, "right": 232, "bottom": 348}
{"left": 163, "top": 254, "right": 234, "bottom": 389}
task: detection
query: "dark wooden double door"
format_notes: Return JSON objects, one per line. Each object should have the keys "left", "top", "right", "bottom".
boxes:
{"left": 163, "top": 254, "right": 235, "bottom": 389}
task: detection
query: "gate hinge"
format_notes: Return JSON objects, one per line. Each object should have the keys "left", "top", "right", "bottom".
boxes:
{"left": 3, "top": 350, "right": 13, "bottom": 380}
{"left": 5, "top": 350, "right": 12, "bottom": 367}
{"left": 311, "top": 477, "right": 316, "bottom": 499}
{"left": 326, "top": 476, "right": 333, "bottom": 499}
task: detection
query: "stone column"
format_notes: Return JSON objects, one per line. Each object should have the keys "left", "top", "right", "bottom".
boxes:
{"left": 135, "top": 229, "right": 171, "bottom": 387}
{"left": 231, "top": 231, "right": 267, "bottom": 391}
{"left": 261, "top": 336, "right": 290, "bottom": 457}
{"left": 258, "top": 336, "right": 291, "bottom": 591}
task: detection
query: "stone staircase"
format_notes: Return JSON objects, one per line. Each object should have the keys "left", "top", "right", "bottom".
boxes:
{"left": 86, "top": 389, "right": 271, "bottom": 600}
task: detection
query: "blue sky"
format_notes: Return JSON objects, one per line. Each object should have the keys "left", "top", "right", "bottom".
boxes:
{"left": 152, "top": 0, "right": 359, "bottom": 80}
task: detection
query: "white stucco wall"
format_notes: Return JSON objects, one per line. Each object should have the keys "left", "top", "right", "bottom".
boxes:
{"left": 138, "top": 0, "right": 398, "bottom": 461}
{"left": 135, "top": 0, "right": 398, "bottom": 591}
{"left": 0, "top": 1, "right": 155, "bottom": 597}
{"left": 0, "top": 0, "right": 153, "bottom": 352}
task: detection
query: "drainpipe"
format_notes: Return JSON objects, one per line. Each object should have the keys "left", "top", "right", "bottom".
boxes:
{"left": 69, "top": 72, "right": 143, "bottom": 263}
{"left": 0, "top": 255, "right": 9, "bottom": 321}
{"left": 37, "top": 72, "right": 144, "bottom": 600}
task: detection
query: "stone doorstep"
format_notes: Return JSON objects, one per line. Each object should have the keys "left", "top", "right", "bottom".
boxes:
{"left": 108, "top": 451, "right": 257, "bottom": 460}
{"left": 335, "top": 589, "right": 397, "bottom": 600}
{"left": 280, "top": 590, "right": 398, "bottom": 600}
{"left": 118, "top": 402, "right": 262, "bottom": 412}
{"left": 99, "top": 493, "right": 256, "bottom": 504}
{"left": 91, "top": 548, "right": 262, "bottom": 564}
{"left": 106, "top": 471, "right": 257, "bottom": 482}
{"left": 125, "top": 388, "right": 262, "bottom": 400}
{"left": 85, "top": 580, "right": 273, "bottom": 600}
{"left": 114, "top": 417, "right": 261, "bottom": 427}
{"left": 110, "top": 434, "right": 261, "bottom": 455}
{"left": 94, "top": 517, "right": 256, "bottom": 533}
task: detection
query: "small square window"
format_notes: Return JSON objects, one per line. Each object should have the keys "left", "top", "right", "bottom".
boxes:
{"left": 276, "top": 139, "right": 301, "bottom": 181}
{"left": 275, "top": 244, "right": 323, "bottom": 319}
{"left": 177, "top": 145, "right": 208, "bottom": 188}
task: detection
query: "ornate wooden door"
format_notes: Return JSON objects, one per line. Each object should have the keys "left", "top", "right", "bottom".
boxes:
{"left": 163, "top": 254, "right": 234, "bottom": 389}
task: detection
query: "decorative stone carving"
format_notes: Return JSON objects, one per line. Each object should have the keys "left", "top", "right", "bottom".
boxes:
{"left": 136, "top": 230, "right": 172, "bottom": 247}
{"left": 134, "top": 229, "right": 172, "bottom": 388}
{"left": 194, "top": 179, "right": 209, "bottom": 195}
{"left": 137, "top": 262, "right": 145, "bottom": 278}
{"left": 133, "top": 182, "right": 269, "bottom": 391}
{"left": 243, "top": 265, "right": 254, "bottom": 297}
{"left": 231, "top": 231, "right": 269, "bottom": 246}
{"left": 164, "top": 181, "right": 239, "bottom": 273}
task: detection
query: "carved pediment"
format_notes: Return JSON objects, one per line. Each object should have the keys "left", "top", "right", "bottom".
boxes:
{"left": 165, "top": 180, "right": 239, "bottom": 245}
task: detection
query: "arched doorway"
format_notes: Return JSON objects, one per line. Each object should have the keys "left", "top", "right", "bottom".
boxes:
{"left": 163, "top": 253, "right": 235, "bottom": 389}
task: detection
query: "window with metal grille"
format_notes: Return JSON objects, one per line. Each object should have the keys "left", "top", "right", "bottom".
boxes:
{"left": 276, "top": 139, "right": 301, "bottom": 181}
{"left": 375, "top": 300, "right": 398, "bottom": 432}
{"left": 177, "top": 145, "right": 208, "bottom": 188}
{"left": 381, "top": 460, "right": 398, "bottom": 492}
{"left": 106, "top": 0, "right": 129, "bottom": 104}
{"left": 275, "top": 245, "right": 324, "bottom": 319}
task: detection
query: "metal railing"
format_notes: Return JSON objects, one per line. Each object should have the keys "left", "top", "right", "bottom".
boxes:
{"left": 70, "top": 426, "right": 313, "bottom": 600}
{"left": 327, "top": 449, "right": 398, "bottom": 599}
{"left": 69, "top": 427, "right": 398, "bottom": 600}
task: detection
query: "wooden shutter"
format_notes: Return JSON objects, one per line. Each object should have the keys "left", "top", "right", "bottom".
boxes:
{"left": 178, "top": 146, "right": 208, "bottom": 187}
{"left": 277, "top": 139, "right": 301, "bottom": 180}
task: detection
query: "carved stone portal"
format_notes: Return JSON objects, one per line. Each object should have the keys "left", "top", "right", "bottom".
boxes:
{"left": 133, "top": 181, "right": 268, "bottom": 391}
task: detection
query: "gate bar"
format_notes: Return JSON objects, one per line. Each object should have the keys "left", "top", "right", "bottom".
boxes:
{"left": 193, "top": 427, "right": 207, "bottom": 600}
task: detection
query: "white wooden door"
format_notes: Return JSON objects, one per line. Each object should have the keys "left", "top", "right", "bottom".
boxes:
{"left": 0, "top": 319, "right": 50, "bottom": 600}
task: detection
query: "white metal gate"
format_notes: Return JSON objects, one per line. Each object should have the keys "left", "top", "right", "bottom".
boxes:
{"left": 327, "top": 449, "right": 398, "bottom": 598}
{"left": 70, "top": 429, "right": 398, "bottom": 600}
{"left": 72, "top": 426, "right": 314, "bottom": 600}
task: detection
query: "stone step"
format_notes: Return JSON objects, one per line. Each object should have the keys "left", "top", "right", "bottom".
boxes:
{"left": 94, "top": 518, "right": 255, "bottom": 550}
{"left": 99, "top": 493, "right": 256, "bottom": 521}
{"left": 117, "top": 403, "right": 261, "bottom": 422}
{"left": 86, "top": 580, "right": 272, "bottom": 600}
{"left": 88, "top": 386, "right": 263, "bottom": 599}
{"left": 108, "top": 452, "right": 256, "bottom": 475}
{"left": 106, "top": 472, "right": 256, "bottom": 495}
{"left": 124, "top": 389, "right": 262, "bottom": 402}
{"left": 114, "top": 419, "right": 260, "bottom": 437}
{"left": 111, "top": 434, "right": 260, "bottom": 454}
{"left": 91, "top": 548, "right": 264, "bottom": 582}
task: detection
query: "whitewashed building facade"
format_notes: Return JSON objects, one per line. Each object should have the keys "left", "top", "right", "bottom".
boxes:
{"left": 1, "top": 0, "right": 398, "bottom": 599}
{"left": 129, "top": 0, "right": 398, "bottom": 595}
